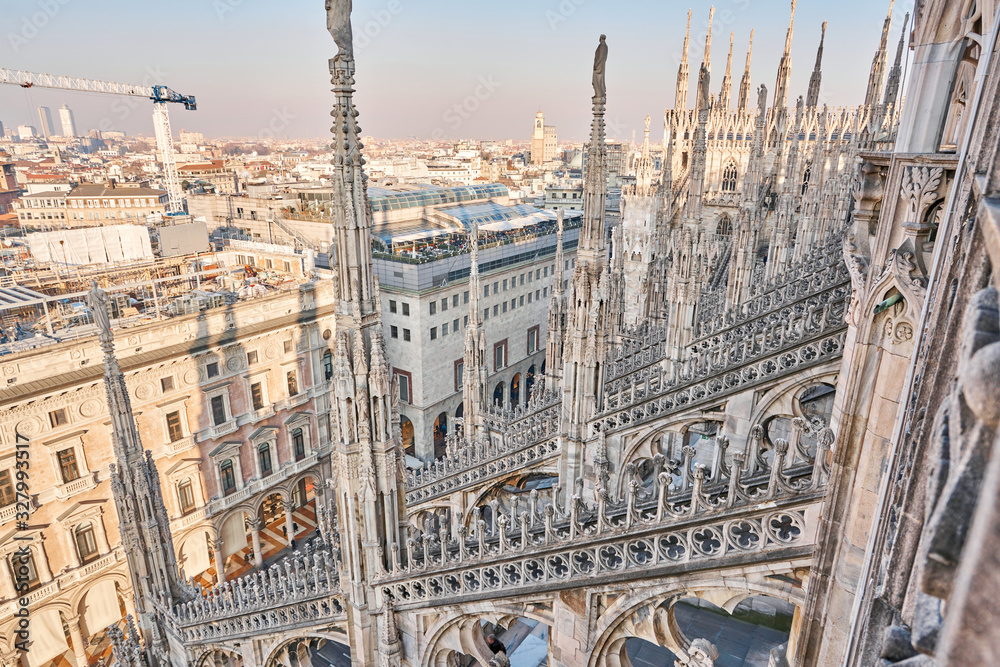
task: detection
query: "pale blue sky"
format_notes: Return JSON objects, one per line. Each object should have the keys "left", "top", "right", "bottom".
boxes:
{"left": 0, "top": 0, "right": 913, "bottom": 142}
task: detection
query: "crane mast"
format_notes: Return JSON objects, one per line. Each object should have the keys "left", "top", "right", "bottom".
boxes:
{"left": 0, "top": 67, "right": 196, "bottom": 214}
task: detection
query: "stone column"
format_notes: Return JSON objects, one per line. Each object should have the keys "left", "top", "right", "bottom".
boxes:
{"left": 67, "top": 614, "right": 88, "bottom": 667}
{"left": 284, "top": 497, "right": 296, "bottom": 547}
{"left": 211, "top": 538, "right": 225, "bottom": 586}
{"left": 248, "top": 519, "right": 263, "bottom": 567}
{"left": 35, "top": 543, "right": 53, "bottom": 583}
{"left": 65, "top": 529, "right": 81, "bottom": 570}
{"left": 94, "top": 515, "right": 111, "bottom": 554}
{"left": 0, "top": 556, "right": 16, "bottom": 599}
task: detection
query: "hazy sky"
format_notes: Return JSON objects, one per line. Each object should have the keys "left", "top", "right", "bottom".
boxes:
{"left": 0, "top": 0, "right": 913, "bottom": 143}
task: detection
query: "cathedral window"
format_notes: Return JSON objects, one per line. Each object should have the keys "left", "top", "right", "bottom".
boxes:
{"left": 801, "top": 165, "right": 812, "bottom": 195}
{"left": 722, "top": 161, "right": 739, "bottom": 192}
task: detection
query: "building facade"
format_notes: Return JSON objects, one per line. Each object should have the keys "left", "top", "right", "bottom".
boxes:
{"left": 3, "top": 2, "right": 999, "bottom": 667}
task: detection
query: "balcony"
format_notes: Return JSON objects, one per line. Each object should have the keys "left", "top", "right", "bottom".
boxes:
{"left": 242, "top": 406, "right": 276, "bottom": 426}
{"left": 165, "top": 435, "right": 196, "bottom": 456}
{"left": 274, "top": 394, "right": 309, "bottom": 412}
{"left": 0, "top": 503, "right": 23, "bottom": 525}
{"left": 205, "top": 451, "right": 319, "bottom": 518}
{"left": 202, "top": 420, "right": 239, "bottom": 441}
{"left": 170, "top": 508, "right": 208, "bottom": 533}
{"left": 55, "top": 473, "right": 97, "bottom": 500}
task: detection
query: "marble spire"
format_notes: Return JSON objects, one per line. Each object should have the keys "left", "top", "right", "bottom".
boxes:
{"left": 737, "top": 30, "right": 754, "bottom": 114}
{"left": 720, "top": 31, "right": 734, "bottom": 111}
{"left": 865, "top": 0, "right": 895, "bottom": 107}
{"left": 883, "top": 12, "right": 909, "bottom": 110}
{"left": 806, "top": 21, "right": 827, "bottom": 108}
{"left": 774, "top": 0, "right": 797, "bottom": 110}
{"left": 695, "top": 6, "right": 716, "bottom": 109}
{"left": 676, "top": 9, "right": 692, "bottom": 111}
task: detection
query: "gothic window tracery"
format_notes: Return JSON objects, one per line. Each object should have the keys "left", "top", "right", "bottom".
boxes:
{"left": 801, "top": 165, "right": 812, "bottom": 195}
{"left": 722, "top": 161, "right": 739, "bottom": 192}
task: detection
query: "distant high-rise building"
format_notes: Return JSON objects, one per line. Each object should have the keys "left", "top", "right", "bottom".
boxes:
{"left": 37, "top": 106, "right": 55, "bottom": 138}
{"left": 59, "top": 104, "right": 77, "bottom": 137}
{"left": 0, "top": 121, "right": 5, "bottom": 139}
{"left": 530, "top": 111, "right": 558, "bottom": 166}
{"left": 17, "top": 125, "right": 38, "bottom": 140}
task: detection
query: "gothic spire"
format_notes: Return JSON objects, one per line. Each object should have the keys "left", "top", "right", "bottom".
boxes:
{"left": 774, "top": 0, "right": 797, "bottom": 110}
{"left": 806, "top": 21, "right": 826, "bottom": 108}
{"left": 720, "top": 32, "right": 734, "bottom": 111}
{"left": 865, "top": 0, "right": 895, "bottom": 107}
{"left": 325, "top": 5, "right": 405, "bottom": 664}
{"left": 463, "top": 222, "right": 487, "bottom": 435}
{"left": 545, "top": 210, "right": 568, "bottom": 389}
{"left": 88, "top": 282, "right": 181, "bottom": 661}
{"left": 695, "top": 6, "right": 715, "bottom": 108}
{"left": 737, "top": 30, "right": 754, "bottom": 114}
{"left": 635, "top": 114, "right": 654, "bottom": 195}
{"left": 581, "top": 35, "right": 608, "bottom": 254}
{"left": 883, "top": 12, "right": 909, "bottom": 110}
{"left": 676, "top": 9, "right": 692, "bottom": 111}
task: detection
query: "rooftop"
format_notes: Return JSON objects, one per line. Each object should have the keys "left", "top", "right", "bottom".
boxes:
{"left": 68, "top": 184, "right": 167, "bottom": 197}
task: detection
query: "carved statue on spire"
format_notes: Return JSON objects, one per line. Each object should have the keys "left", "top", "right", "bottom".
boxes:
{"left": 593, "top": 35, "right": 608, "bottom": 99}
{"left": 326, "top": 0, "right": 354, "bottom": 62}
{"left": 87, "top": 280, "right": 112, "bottom": 340}
{"left": 758, "top": 83, "right": 768, "bottom": 113}
{"left": 697, "top": 64, "right": 711, "bottom": 111}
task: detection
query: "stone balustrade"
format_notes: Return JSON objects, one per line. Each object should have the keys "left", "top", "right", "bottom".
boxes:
{"left": 379, "top": 423, "right": 832, "bottom": 605}
{"left": 166, "top": 538, "right": 344, "bottom": 645}
{"left": 205, "top": 451, "right": 319, "bottom": 517}
{"left": 405, "top": 392, "right": 561, "bottom": 505}
{"left": 696, "top": 233, "right": 849, "bottom": 339}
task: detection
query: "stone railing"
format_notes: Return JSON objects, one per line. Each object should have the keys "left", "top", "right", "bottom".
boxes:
{"left": 605, "top": 324, "right": 669, "bottom": 383}
{"left": 696, "top": 233, "right": 848, "bottom": 339}
{"left": 167, "top": 539, "right": 344, "bottom": 645}
{"left": 379, "top": 423, "right": 831, "bottom": 605}
{"left": 598, "top": 277, "right": 848, "bottom": 435}
{"left": 406, "top": 394, "right": 560, "bottom": 506}
{"left": 0, "top": 550, "right": 123, "bottom": 621}
{"left": 205, "top": 451, "right": 319, "bottom": 517}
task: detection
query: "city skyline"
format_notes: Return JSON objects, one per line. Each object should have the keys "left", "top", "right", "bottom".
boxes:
{"left": 0, "top": 0, "right": 913, "bottom": 142}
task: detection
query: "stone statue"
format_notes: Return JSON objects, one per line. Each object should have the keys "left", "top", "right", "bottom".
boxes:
{"left": 698, "top": 64, "right": 711, "bottom": 110}
{"left": 593, "top": 35, "right": 608, "bottom": 99}
{"left": 326, "top": 0, "right": 354, "bottom": 62}
{"left": 758, "top": 84, "right": 768, "bottom": 113}
{"left": 87, "top": 280, "right": 112, "bottom": 338}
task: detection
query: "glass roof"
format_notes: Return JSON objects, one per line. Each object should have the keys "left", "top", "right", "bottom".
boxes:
{"left": 369, "top": 184, "right": 508, "bottom": 213}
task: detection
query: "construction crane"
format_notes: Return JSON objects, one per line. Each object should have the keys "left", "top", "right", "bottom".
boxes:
{"left": 0, "top": 68, "right": 197, "bottom": 213}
